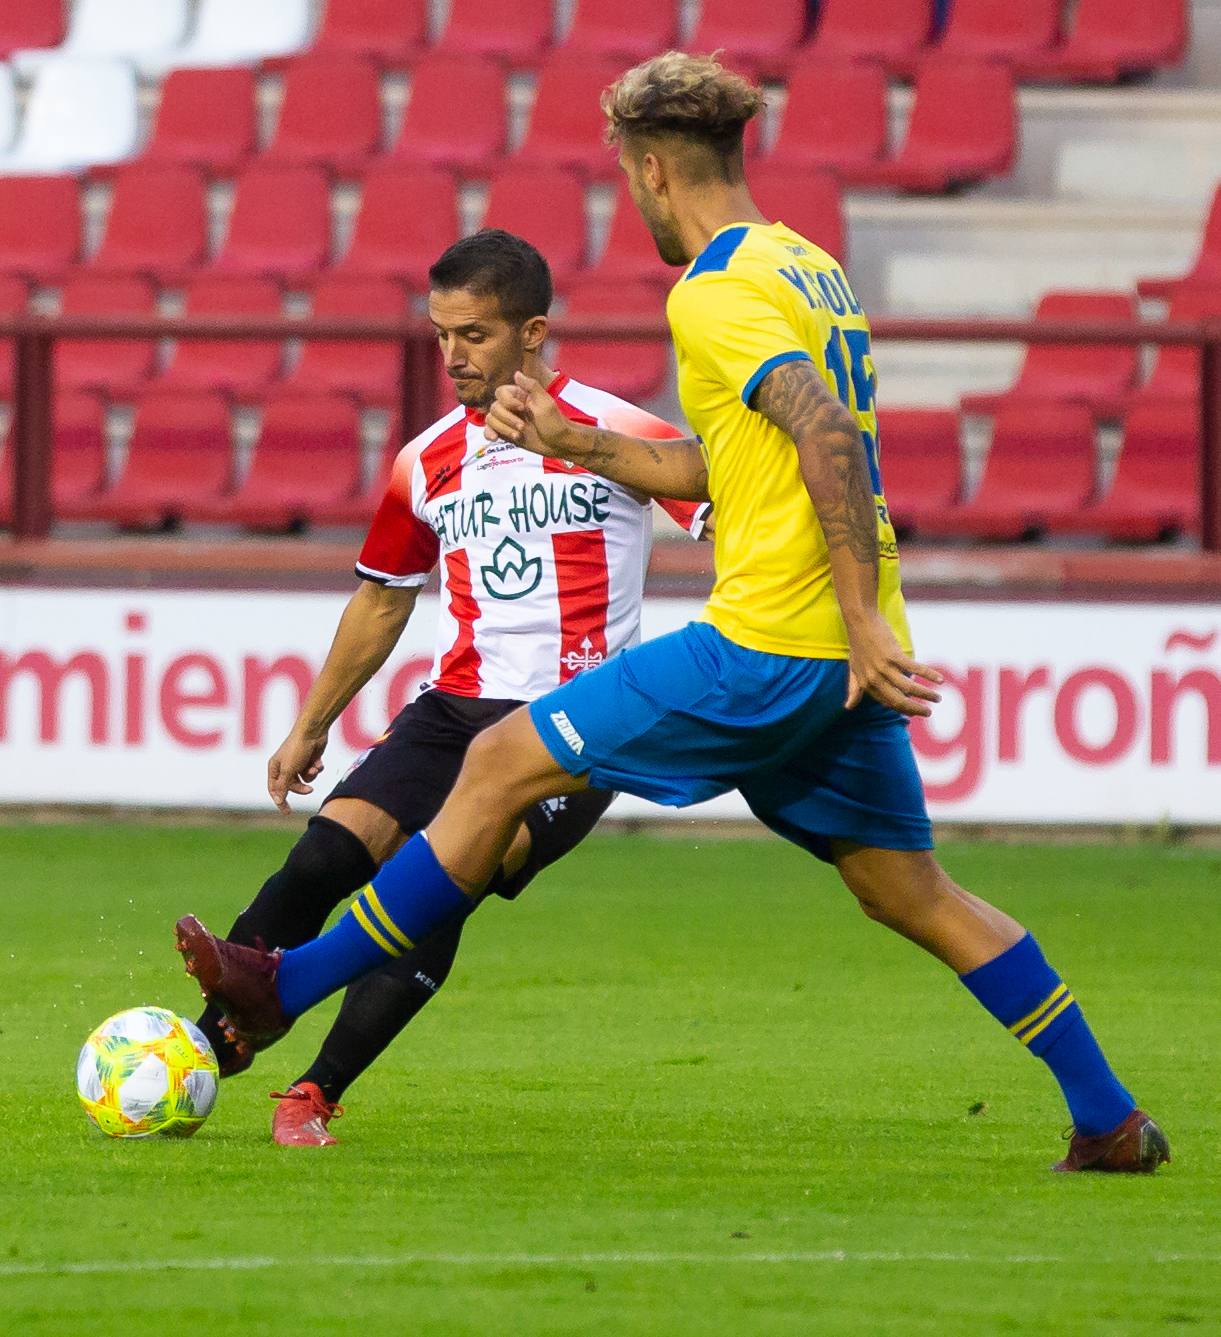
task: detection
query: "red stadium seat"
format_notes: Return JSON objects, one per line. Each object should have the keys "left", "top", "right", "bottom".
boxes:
{"left": 0, "top": 176, "right": 81, "bottom": 281}
{"left": 434, "top": 0, "right": 553, "bottom": 65}
{"left": 1125, "top": 289, "right": 1221, "bottom": 411}
{"left": 140, "top": 68, "right": 256, "bottom": 176}
{"left": 211, "top": 164, "right": 331, "bottom": 284}
{"left": 1017, "top": 0, "right": 1188, "bottom": 84}
{"left": 559, "top": 0, "right": 679, "bottom": 62}
{"left": 874, "top": 408, "right": 962, "bottom": 537}
{"left": 335, "top": 163, "right": 459, "bottom": 289}
{"left": 838, "top": 60, "right": 1016, "bottom": 193}
{"left": 768, "top": 62, "right": 887, "bottom": 177}
{"left": 74, "top": 390, "right": 233, "bottom": 529}
{"left": 1052, "top": 403, "right": 1199, "bottom": 542}
{"left": 590, "top": 181, "right": 675, "bottom": 285}
{"left": 920, "top": 404, "right": 1096, "bottom": 540}
{"left": 278, "top": 275, "right": 407, "bottom": 405}
{"left": 75, "top": 165, "right": 207, "bottom": 283}
{"left": 159, "top": 276, "right": 283, "bottom": 397}
{"left": 310, "top": 0, "right": 427, "bottom": 66}
{"left": 311, "top": 413, "right": 402, "bottom": 527}
{"left": 1138, "top": 187, "right": 1221, "bottom": 302}
{"left": 0, "top": 274, "right": 29, "bottom": 398}
{"left": 686, "top": 0, "right": 808, "bottom": 79}
{"left": 802, "top": 0, "right": 933, "bottom": 72}
{"left": 0, "top": 1, "right": 65, "bottom": 58}
{"left": 515, "top": 54, "right": 624, "bottom": 179}
{"left": 749, "top": 166, "right": 846, "bottom": 267}
{"left": 482, "top": 167, "right": 587, "bottom": 284}
{"left": 388, "top": 54, "right": 507, "bottom": 175}
{"left": 264, "top": 53, "right": 382, "bottom": 173}
{"left": 58, "top": 275, "right": 158, "bottom": 397}
{"left": 201, "top": 394, "right": 364, "bottom": 531}
{"left": 960, "top": 291, "right": 1140, "bottom": 418}
{"left": 4, "top": 394, "right": 108, "bottom": 525}
{"left": 933, "top": 0, "right": 1060, "bottom": 64}
{"left": 554, "top": 280, "right": 668, "bottom": 402}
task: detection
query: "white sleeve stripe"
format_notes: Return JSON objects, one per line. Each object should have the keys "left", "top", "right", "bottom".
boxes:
{"left": 690, "top": 503, "right": 712, "bottom": 539}
{"left": 355, "top": 563, "right": 431, "bottom": 588}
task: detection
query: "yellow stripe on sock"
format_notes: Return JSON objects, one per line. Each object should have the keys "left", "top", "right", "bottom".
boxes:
{"left": 1018, "top": 993, "right": 1076, "bottom": 1046}
{"left": 1008, "top": 983, "right": 1068, "bottom": 1038}
{"left": 351, "top": 899, "right": 403, "bottom": 957}
{"left": 362, "top": 885, "right": 414, "bottom": 952}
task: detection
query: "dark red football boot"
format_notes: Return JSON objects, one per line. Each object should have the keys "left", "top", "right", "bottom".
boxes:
{"left": 1053, "top": 1109, "right": 1170, "bottom": 1173}
{"left": 175, "top": 915, "right": 292, "bottom": 1049}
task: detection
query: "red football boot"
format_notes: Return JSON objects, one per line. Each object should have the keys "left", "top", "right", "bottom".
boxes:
{"left": 175, "top": 915, "right": 292, "bottom": 1049}
{"left": 1053, "top": 1109, "right": 1170, "bottom": 1173}
{"left": 271, "top": 1083, "right": 343, "bottom": 1147}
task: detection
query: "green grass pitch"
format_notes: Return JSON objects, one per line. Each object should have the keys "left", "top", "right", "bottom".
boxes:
{"left": 1, "top": 823, "right": 1218, "bottom": 1335}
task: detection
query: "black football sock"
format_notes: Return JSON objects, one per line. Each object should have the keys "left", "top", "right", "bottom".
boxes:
{"left": 295, "top": 911, "right": 467, "bottom": 1104}
{"left": 197, "top": 815, "right": 378, "bottom": 1064}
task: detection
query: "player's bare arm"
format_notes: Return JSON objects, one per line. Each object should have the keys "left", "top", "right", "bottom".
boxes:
{"left": 486, "top": 371, "right": 711, "bottom": 502}
{"left": 751, "top": 358, "right": 942, "bottom": 718}
{"left": 267, "top": 581, "right": 419, "bottom": 812}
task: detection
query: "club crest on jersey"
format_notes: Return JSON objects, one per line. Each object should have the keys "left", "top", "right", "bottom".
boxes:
{"left": 481, "top": 536, "right": 543, "bottom": 600}
{"left": 561, "top": 636, "right": 605, "bottom": 675}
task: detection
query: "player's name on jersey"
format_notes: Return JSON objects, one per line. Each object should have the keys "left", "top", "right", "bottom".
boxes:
{"left": 427, "top": 477, "right": 615, "bottom": 546}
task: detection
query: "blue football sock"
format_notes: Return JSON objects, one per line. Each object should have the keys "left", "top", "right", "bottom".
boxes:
{"left": 276, "top": 833, "right": 473, "bottom": 1019}
{"left": 959, "top": 932, "right": 1135, "bottom": 1137}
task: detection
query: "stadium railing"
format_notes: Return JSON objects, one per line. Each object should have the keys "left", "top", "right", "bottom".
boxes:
{"left": 3, "top": 312, "right": 1221, "bottom": 551}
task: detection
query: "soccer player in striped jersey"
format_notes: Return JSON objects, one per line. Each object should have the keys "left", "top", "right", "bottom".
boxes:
{"left": 179, "top": 57, "right": 1167, "bottom": 1173}
{"left": 191, "top": 230, "right": 705, "bottom": 1145}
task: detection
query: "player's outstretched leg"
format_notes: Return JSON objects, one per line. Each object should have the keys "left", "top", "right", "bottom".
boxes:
{"left": 193, "top": 814, "right": 379, "bottom": 1074}
{"left": 271, "top": 915, "right": 467, "bottom": 1146}
{"left": 832, "top": 843, "right": 1169, "bottom": 1173}
{"left": 176, "top": 709, "right": 583, "bottom": 1042}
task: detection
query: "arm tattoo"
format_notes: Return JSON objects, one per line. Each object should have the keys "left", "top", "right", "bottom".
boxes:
{"left": 752, "top": 360, "right": 878, "bottom": 566}
{"left": 575, "top": 431, "right": 708, "bottom": 498}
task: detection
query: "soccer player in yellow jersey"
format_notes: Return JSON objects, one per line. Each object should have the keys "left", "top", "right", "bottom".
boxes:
{"left": 176, "top": 54, "right": 1167, "bottom": 1174}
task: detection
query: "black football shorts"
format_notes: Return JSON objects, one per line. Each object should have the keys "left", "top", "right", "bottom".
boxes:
{"left": 325, "top": 688, "right": 616, "bottom": 899}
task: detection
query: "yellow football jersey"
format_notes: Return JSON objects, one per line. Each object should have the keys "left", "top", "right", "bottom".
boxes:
{"left": 666, "top": 220, "right": 911, "bottom": 659}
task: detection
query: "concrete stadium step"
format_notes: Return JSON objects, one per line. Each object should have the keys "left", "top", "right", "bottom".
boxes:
{"left": 847, "top": 197, "right": 1200, "bottom": 316}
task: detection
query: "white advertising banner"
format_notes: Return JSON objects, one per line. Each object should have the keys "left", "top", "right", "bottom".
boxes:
{"left": 0, "top": 588, "right": 1217, "bottom": 823}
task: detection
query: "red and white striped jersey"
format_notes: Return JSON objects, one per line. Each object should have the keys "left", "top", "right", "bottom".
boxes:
{"left": 356, "top": 372, "right": 707, "bottom": 701}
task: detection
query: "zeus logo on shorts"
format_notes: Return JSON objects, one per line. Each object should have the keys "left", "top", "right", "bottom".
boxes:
{"left": 549, "top": 710, "right": 585, "bottom": 756}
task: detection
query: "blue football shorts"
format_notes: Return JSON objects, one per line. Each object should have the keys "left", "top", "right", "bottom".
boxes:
{"left": 529, "top": 620, "right": 933, "bottom": 863}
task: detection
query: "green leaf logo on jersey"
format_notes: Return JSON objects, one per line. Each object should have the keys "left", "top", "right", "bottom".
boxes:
{"left": 481, "top": 536, "right": 543, "bottom": 601}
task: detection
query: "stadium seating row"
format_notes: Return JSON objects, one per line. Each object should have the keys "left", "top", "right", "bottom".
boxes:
{"left": 0, "top": 268, "right": 1211, "bottom": 418}
{"left": 0, "top": 272, "right": 671, "bottom": 408}
{"left": 0, "top": 160, "right": 842, "bottom": 291}
{"left": 960, "top": 287, "right": 1221, "bottom": 420}
{"left": 883, "top": 403, "right": 1199, "bottom": 543}
{"left": 0, "top": 391, "right": 396, "bottom": 532}
{"left": 0, "top": 0, "right": 1188, "bottom": 84}
{"left": 0, "top": 391, "right": 1196, "bottom": 543}
{"left": 0, "top": 50, "right": 1018, "bottom": 193}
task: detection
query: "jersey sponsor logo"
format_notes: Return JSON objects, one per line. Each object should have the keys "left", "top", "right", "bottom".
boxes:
{"left": 428, "top": 479, "right": 615, "bottom": 546}
{"left": 549, "top": 710, "right": 585, "bottom": 756}
{"left": 560, "top": 635, "right": 605, "bottom": 676}
{"left": 480, "top": 536, "right": 543, "bottom": 600}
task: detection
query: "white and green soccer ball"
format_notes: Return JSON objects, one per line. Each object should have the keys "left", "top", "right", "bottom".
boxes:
{"left": 76, "top": 1006, "right": 219, "bottom": 1139}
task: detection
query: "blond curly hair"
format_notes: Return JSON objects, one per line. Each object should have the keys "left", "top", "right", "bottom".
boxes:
{"left": 601, "top": 51, "right": 762, "bottom": 160}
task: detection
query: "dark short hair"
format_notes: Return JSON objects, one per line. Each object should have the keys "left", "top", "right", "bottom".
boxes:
{"left": 428, "top": 230, "right": 553, "bottom": 323}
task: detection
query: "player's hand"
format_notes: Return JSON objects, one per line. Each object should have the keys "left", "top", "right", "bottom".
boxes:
{"left": 267, "top": 729, "right": 328, "bottom": 814}
{"left": 845, "top": 613, "right": 943, "bottom": 718}
{"left": 485, "top": 372, "right": 576, "bottom": 458}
